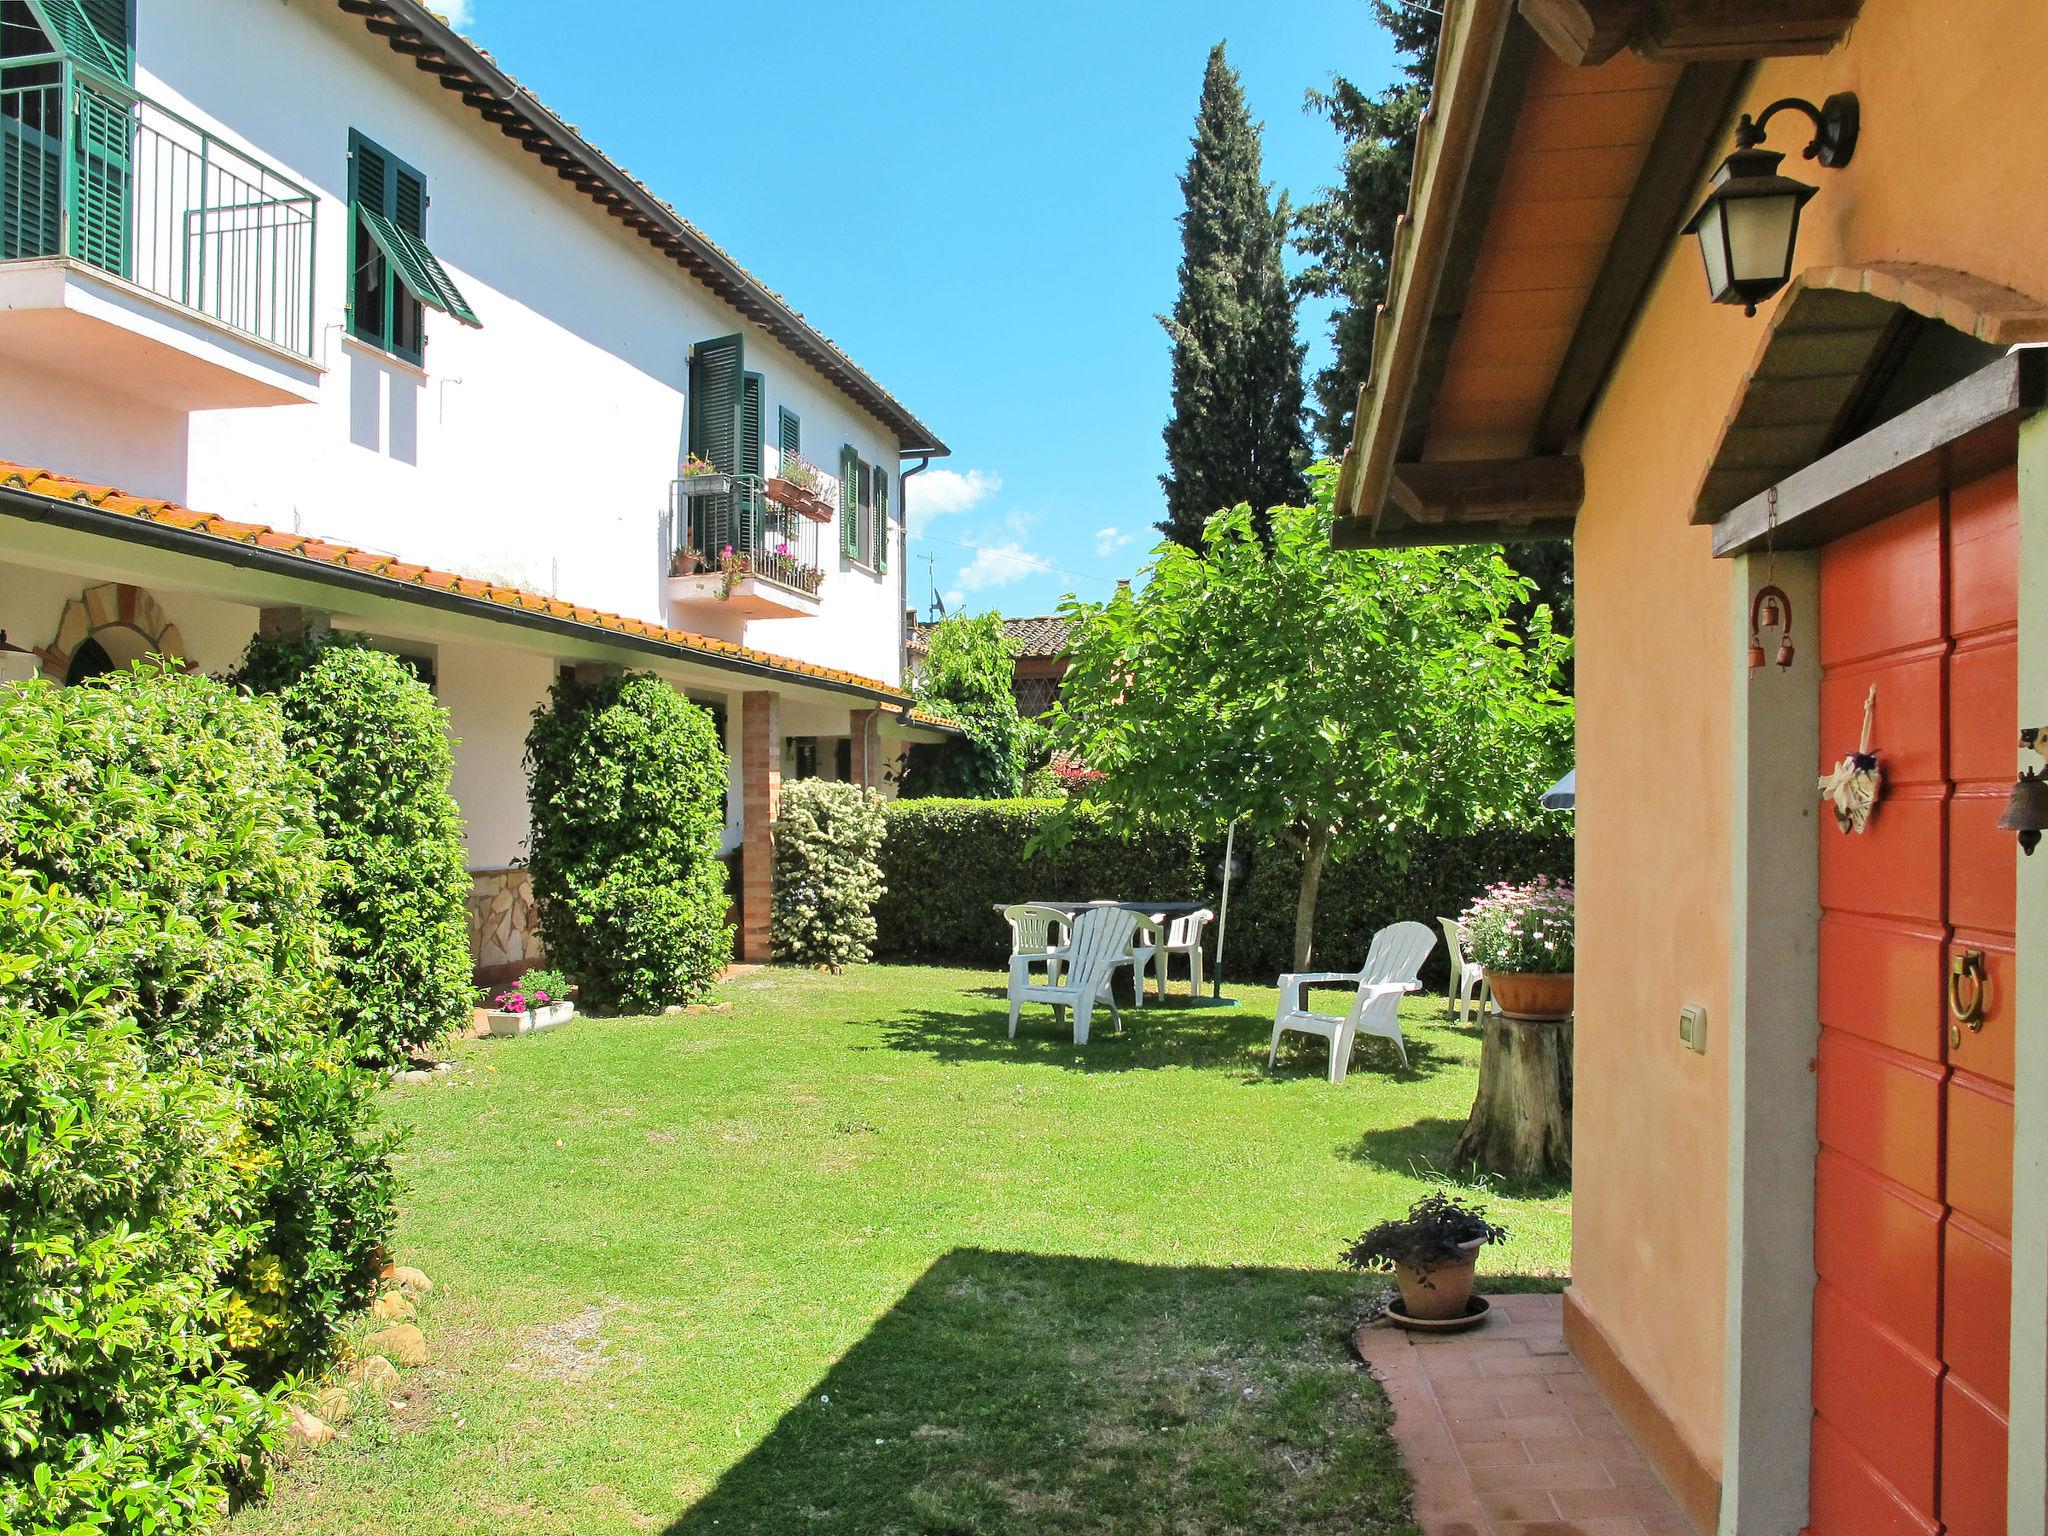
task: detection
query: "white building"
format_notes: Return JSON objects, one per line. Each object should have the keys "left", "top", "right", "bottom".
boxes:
{"left": 0, "top": 0, "right": 953, "bottom": 970}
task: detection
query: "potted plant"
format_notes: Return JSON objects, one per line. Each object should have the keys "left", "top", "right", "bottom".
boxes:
{"left": 484, "top": 967, "right": 576, "bottom": 1038}
{"left": 1342, "top": 1191, "right": 1509, "bottom": 1320}
{"left": 676, "top": 453, "right": 732, "bottom": 498}
{"left": 767, "top": 452, "right": 822, "bottom": 512}
{"left": 1460, "top": 876, "right": 1575, "bottom": 1020}
{"left": 669, "top": 546, "right": 705, "bottom": 577}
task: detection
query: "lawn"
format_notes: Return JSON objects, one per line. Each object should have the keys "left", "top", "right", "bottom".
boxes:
{"left": 227, "top": 964, "right": 1570, "bottom": 1536}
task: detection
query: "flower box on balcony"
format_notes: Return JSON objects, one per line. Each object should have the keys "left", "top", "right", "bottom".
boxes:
{"left": 766, "top": 477, "right": 835, "bottom": 524}
{"left": 676, "top": 472, "right": 733, "bottom": 499}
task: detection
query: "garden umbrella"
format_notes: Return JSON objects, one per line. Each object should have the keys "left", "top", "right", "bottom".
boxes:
{"left": 1540, "top": 769, "right": 1576, "bottom": 812}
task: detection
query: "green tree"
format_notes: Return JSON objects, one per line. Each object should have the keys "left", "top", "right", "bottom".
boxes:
{"left": 1053, "top": 465, "right": 1572, "bottom": 972}
{"left": 1292, "top": 2, "right": 1437, "bottom": 455}
{"left": 1159, "top": 41, "right": 1309, "bottom": 546}
{"left": 900, "top": 613, "right": 1028, "bottom": 799}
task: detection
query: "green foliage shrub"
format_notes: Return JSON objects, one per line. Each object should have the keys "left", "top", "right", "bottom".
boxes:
{"left": 873, "top": 799, "right": 1205, "bottom": 965}
{"left": 267, "top": 644, "right": 474, "bottom": 1065}
{"left": 525, "top": 672, "right": 731, "bottom": 1012}
{"left": 871, "top": 798, "right": 1571, "bottom": 986}
{"left": 899, "top": 614, "right": 1026, "bottom": 798}
{"left": 0, "top": 664, "right": 399, "bottom": 1528}
{"left": 772, "top": 781, "right": 886, "bottom": 969}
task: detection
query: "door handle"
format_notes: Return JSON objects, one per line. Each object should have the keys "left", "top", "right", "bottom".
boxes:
{"left": 1949, "top": 950, "right": 1988, "bottom": 1031}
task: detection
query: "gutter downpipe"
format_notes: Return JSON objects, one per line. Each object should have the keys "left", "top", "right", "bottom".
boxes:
{"left": 897, "top": 452, "right": 934, "bottom": 683}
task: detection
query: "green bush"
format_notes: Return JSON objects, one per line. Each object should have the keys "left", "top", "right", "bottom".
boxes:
{"left": 899, "top": 614, "right": 1027, "bottom": 798}
{"left": 871, "top": 797, "right": 1571, "bottom": 985}
{"left": 0, "top": 878, "right": 276, "bottom": 1536}
{"left": 772, "top": 781, "right": 886, "bottom": 969}
{"left": 873, "top": 799, "right": 1205, "bottom": 964}
{"left": 269, "top": 645, "right": 475, "bottom": 1065}
{"left": 525, "top": 672, "right": 731, "bottom": 1011}
{"left": 0, "top": 664, "right": 399, "bottom": 1527}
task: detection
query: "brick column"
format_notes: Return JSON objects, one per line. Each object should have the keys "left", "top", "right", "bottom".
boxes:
{"left": 848, "top": 708, "right": 878, "bottom": 789}
{"left": 739, "top": 691, "right": 781, "bottom": 962}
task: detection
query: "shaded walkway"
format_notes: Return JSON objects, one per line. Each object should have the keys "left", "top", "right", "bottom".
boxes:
{"left": 1355, "top": 1294, "right": 1687, "bottom": 1536}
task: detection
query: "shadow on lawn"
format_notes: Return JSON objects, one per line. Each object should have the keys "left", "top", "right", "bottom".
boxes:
{"left": 874, "top": 990, "right": 1455, "bottom": 1084}
{"left": 662, "top": 1247, "right": 1417, "bottom": 1536}
{"left": 1348, "top": 1116, "right": 1573, "bottom": 1204}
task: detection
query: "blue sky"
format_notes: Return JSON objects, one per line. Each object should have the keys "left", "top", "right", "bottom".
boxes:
{"left": 445, "top": 0, "right": 1404, "bottom": 618}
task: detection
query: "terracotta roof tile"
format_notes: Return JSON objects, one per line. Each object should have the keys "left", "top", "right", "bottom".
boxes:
{"left": 0, "top": 457, "right": 938, "bottom": 715}
{"left": 908, "top": 613, "right": 1073, "bottom": 658}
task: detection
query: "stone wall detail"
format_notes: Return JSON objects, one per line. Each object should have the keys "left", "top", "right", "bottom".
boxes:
{"left": 467, "top": 866, "right": 542, "bottom": 983}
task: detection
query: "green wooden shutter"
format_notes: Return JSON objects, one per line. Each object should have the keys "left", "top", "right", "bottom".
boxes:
{"left": 777, "top": 406, "right": 800, "bottom": 461}
{"left": 1, "top": 105, "right": 62, "bottom": 261}
{"left": 69, "top": 82, "right": 129, "bottom": 277}
{"left": 855, "top": 461, "right": 873, "bottom": 565}
{"left": 840, "top": 445, "right": 859, "bottom": 558}
{"left": 873, "top": 467, "right": 889, "bottom": 574}
{"left": 27, "top": 0, "right": 125, "bottom": 78}
{"left": 741, "top": 372, "right": 764, "bottom": 480}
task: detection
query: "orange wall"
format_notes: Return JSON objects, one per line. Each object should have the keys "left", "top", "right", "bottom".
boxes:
{"left": 1570, "top": 0, "right": 2048, "bottom": 1485}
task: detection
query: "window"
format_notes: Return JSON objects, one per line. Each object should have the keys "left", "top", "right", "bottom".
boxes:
{"left": 777, "top": 406, "right": 801, "bottom": 465}
{"left": 4, "top": 0, "right": 131, "bottom": 271}
{"left": 347, "top": 129, "right": 479, "bottom": 363}
{"left": 872, "top": 465, "right": 889, "bottom": 575}
{"left": 837, "top": 445, "right": 889, "bottom": 571}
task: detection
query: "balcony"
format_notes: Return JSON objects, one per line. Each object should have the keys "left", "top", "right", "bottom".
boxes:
{"left": 668, "top": 468, "right": 829, "bottom": 619}
{"left": 0, "top": 60, "right": 321, "bottom": 407}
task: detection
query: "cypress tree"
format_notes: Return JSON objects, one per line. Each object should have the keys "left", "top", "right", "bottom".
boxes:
{"left": 1159, "top": 42, "right": 1309, "bottom": 546}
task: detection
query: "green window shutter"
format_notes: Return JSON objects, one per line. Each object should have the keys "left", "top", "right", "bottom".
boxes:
{"left": 69, "top": 84, "right": 130, "bottom": 278}
{"left": 27, "top": 0, "right": 126, "bottom": 78}
{"left": 2, "top": 99, "right": 63, "bottom": 261}
{"left": 873, "top": 467, "right": 889, "bottom": 574}
{"left": 740, "top": 372, "right": 764, "bottom": 479}
{"left": 840, "top": 445, "right": 859, "bottom": 558}
{"left": 855, "top": 461, "right": 873, "bottom": 565}
{"left": 777, "top": 406, "right": 801, "bottom": 461}
{"left": 690, "top": 334, "right": 745, "bottom": 477}
{"left": 347, "top": 132, "right": 478, "bottom": 356}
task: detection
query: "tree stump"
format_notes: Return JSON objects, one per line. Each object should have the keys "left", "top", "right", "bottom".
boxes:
{"left": 1451, "top": 1013, "right": 1572, "bottom": 1182}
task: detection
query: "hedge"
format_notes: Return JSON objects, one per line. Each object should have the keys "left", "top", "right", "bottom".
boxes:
{"left": 0, "top": 664, "right": 398, "bottom": 1532}
{"left": 772, "top": 781, "right": 886, "bottom": 969}
{"left": 250, "top": 640, "right": 475, "bottom": 1066}
{"left": 872, "top": 798, "right": 1571, "bottom": 987}
{"left": 525, "top": 672, "right": 731, "bottom": 1011}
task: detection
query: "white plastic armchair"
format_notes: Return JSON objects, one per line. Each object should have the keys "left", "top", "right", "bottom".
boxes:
{"left": 1004, "top": 903, "right": 1071, "bottom": 986}
{"left": 1126, "top": 915, "right": 1165, "bottom": 1007}
{"left": 1149, "top": 908, "right": 1214, "bottom": 999}
{"left": 1268, "top": 920, "right": 1437, "bottom": 1081}
{"left": 1010, "top": 906, "right": 1139, "bottom": 1046}
{"left": 1438, "top": 916, "right": 1492, "bottom": 1025}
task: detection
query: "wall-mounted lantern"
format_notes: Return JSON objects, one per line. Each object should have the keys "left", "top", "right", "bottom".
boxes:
{"left": 0, "top": 631, "right": 39, "bottom": 687}
{"left": 1683, "top": 93, "right": 1859, "bottom": 316}
{"left": 2000, "top": 727, "right": 2048, "bottom": 856}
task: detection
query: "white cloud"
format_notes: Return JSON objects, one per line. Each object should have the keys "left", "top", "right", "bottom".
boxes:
{"left": 1094, "top": 526, "right": 1136, "bottom": 558}
{"left": 439, "top": 0, "right": 473, "bottom": 29}
{"left": 955, "top": 540, "right": 1050, "bottom": 594}
{"left": 907, "top": 468, "right": 1001, "bottom": 533}
{"left": 942, "top": 589, "right": 964, "bottom": 612}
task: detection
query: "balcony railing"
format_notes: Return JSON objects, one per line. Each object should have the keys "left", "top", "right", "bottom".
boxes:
{"left": 1, "top": 59, "right": 318, "bottom": 356}
{"left": 672, "top": 473, "right": 825, "bottom": 598}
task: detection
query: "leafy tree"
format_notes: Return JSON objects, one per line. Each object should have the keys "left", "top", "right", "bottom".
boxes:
{"left": 1159, "top": 42, "right": 1309, "bottom": 546}
{"left": 1292, "top": 2, "right": 1437, "bottom": 455}
{"left": 1052, "top": 464, "right": 1572, "bottom": 972}
{"left": 772, "top": 780, "right": 887, "bottom": 970}
{"left": 899, "top": 613, "right": 1027, "bottom": 799}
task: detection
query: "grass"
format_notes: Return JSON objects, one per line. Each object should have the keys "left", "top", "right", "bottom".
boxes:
{"left": 227, "top": 964, "right": 1569, "bottom": 1536}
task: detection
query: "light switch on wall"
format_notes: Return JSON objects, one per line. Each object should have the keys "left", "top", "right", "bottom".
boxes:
{"left": 1679, "top": 1004, "right": 1708, "bottom": 1055}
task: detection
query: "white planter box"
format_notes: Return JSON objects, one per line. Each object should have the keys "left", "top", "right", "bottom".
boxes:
{"left": 485, "top": 1000, "right": 575, "bottom": 1038}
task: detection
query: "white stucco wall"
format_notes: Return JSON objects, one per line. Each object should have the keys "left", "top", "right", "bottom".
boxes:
{"left": 436, "top": 639, "right": 555, "bottom": 870}
{"left": 3, "top": 0, "right": 916, "bottom": 688}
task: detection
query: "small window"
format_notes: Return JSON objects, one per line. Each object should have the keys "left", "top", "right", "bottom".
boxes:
{"left": 347, "top": 129, "right": 479, "bottom": 363}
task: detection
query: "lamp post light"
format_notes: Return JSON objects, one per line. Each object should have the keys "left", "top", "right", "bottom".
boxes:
{"left": 1683, "top": 93, "right": 1859, "bottom": 316}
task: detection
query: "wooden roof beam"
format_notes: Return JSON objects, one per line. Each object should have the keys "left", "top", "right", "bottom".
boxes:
{"left": 1388, "top": 455, "right": 1584, "bottom": 525}
{"left": 1516, "top": 0, "right": 1861, "bottom": 65}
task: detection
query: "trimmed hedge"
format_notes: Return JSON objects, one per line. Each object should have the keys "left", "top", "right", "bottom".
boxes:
{"left": 873, "top": 800, "right": 1205, "bottom": 965}
{"left": 772, "top": 781, "right": 886, "bottom": 970}
{"left": 0, "top": 664, "right": 399, "bottom": 1531}
{"left": 872, "top": 798, "right": 1571, "bottom": 987}
{"left": 261, "top": 643, "right": 475, "bottom": 1066}
{"left": 525, "top": 672, "right": 731, "bottom": 1012}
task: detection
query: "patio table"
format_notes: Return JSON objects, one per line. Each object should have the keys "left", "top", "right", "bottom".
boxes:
{"left": 994, "top": 902, "right": 1207, "bottom": 1007}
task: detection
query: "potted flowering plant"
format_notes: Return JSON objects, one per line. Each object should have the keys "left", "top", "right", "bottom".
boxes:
{"left": 717, "top": 544, "right": 748, "bottom": 601}
{"left": 677, "top": 453, "right": 732, "bottom": 498}
{"left": 1342, "top": 1191, "right": 1509, "bottom": 1321}
{"left": 669, "top": 545, "right": 705, "bottom": 577}
{"left": 1460, "top": 876, "right": 1575, "bottom": 1020}
{"left": 767, "top": 453, "right": 834, "bottom": 521}
{"left": 484, "top": 966, "right": 576, "bottom": 1038}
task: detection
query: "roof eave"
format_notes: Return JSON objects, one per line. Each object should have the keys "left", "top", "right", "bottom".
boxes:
{"left": 338, "top": 0, "right": 949, "bottom": 457}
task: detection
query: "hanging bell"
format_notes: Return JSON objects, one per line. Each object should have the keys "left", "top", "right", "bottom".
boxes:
{"left": 1749, "top": 585, "right": 1794, "bottom": 675}
{"left": 1998, "top": 766, "right": 2048, "bottom": 856}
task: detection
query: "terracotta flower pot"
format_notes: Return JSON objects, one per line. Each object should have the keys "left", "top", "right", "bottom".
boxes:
{"left": 1394, "top": 1239, "right": 1484, "bottom": 1319}
{"left": 1486, "top": 969, "right": 1575, "bottom": 1020}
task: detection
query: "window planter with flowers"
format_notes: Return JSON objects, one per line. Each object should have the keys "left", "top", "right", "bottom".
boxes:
{"left": 675, "top": 453, "right": 732, "bottom": 499}
{"left": 766, "top": 450, "right": 836, "bottom": 524}
{"left": 1458, "top": 877, "right": 1574, "bottom": 1019}
{"left": 484, "top": 967, "right": 576, "bottom": 1038}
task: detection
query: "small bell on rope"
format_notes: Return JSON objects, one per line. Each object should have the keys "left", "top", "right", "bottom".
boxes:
{"left": 1819, "top": 684, "right": 1881, "bottom": 833}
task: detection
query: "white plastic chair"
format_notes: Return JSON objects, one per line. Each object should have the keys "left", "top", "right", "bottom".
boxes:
{"left": 1148, "top": 908, "right": 1214, "bottom": 999}
{"left": 1268, "top": 920, "right": 1437, "bottom": 1081}
{"left": 1126, "top": 914, "right": 1163, "bottom": 1007}
{"left": 1438, "top": 916, "right": 1492, "bottom": 1025}
{"left": 1010, "top": 906, "right": 1139, "bottom": 1046}
{"left": 1004, "top": 903, "right": 1070, "bottom": 986}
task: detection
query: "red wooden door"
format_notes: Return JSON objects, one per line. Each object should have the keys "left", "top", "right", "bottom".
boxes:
{"left": 1809, "top": 468, "right": 2017, "bottom": 1536}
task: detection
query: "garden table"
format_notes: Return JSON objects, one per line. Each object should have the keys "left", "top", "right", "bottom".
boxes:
{"left": 992, "top": 902, "right": 1207, "bottom": 1008}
